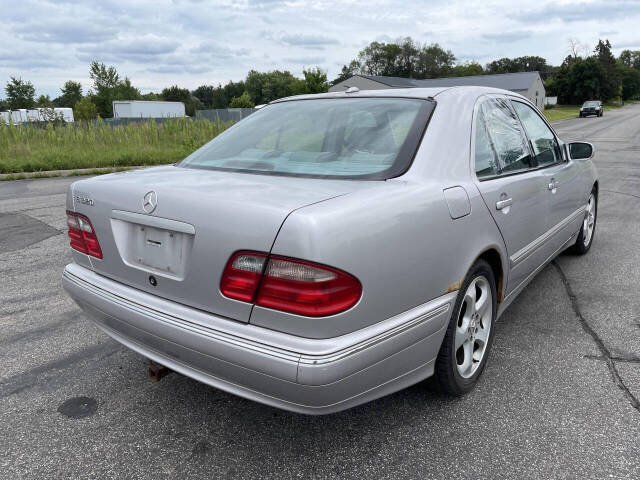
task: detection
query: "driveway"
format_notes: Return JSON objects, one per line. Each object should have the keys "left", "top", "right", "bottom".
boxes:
{"left": 1, "top": 105, "right": 639, "bottom": 479}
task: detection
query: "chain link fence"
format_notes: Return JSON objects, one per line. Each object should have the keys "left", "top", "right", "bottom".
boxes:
{"left": 196, "top": 108, "right": 256, "bottom": 123}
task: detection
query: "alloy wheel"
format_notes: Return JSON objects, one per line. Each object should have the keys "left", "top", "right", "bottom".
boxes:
{"left": 455, "top": 276, "right": 493, "bottom": 378}
{"left": 583, "top": 194, "right": 596, "bottom": 247}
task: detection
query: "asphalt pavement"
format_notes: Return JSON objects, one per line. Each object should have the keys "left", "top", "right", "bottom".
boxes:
{"left": 1, "top": 105, "right": 639, "bottom": 479}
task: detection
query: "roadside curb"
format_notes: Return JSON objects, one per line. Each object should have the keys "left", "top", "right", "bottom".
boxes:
{"left": 0, "top": 165, "right": 156, "bottom": 181}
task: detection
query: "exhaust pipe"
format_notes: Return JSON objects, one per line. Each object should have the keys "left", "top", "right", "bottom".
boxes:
{"left": 148, "top": 360, "right": 172, "bottom": 382}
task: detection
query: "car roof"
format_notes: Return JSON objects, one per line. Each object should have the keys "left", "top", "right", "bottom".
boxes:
{"left": 273, "top": 85, "right": 524, "bottom": 103}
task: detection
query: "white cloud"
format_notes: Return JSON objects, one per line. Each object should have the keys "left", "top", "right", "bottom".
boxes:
{"left": 1, "top": 0, "right": 639, "bottom": 97}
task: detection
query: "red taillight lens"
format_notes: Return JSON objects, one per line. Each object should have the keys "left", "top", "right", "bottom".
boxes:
{"left": 220, "top": 252, "right": 362, "bottom": 317}
{"left": 66, "top": 211, "right": 103, "bottom": 259}
{"left": 220, "top": 251, "right": 267, "bottom": 302}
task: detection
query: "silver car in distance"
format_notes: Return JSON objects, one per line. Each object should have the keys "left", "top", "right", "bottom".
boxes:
{"left": 62, "top": 86, "right": 598, "bottom": 414}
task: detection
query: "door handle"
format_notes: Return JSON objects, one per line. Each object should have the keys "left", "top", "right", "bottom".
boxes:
{"left": 496, "top": 198, "right": 513, "bottom": 210}
{"left": 548, "top": 179, "right": 558, "bottom": 191}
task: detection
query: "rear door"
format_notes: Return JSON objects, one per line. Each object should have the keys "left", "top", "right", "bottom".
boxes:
{"left": 472, "top": 95, "right": 551, "bottom": 295}
{"left": 511, "top": 99, "right": 584, "bottom": 253}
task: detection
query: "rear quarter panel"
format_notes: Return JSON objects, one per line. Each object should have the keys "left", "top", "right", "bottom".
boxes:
{"left": 249, "top": 180, "right": 507, "bottom": 338}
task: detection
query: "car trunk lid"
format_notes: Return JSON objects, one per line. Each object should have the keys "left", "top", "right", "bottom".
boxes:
{"left": 70, "top": 166, "right": 359, "bottom": 323}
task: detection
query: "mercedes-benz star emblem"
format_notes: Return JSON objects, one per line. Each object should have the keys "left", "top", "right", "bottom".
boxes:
{"left": 142, "top": 191, "right": 157, "bottom": 214}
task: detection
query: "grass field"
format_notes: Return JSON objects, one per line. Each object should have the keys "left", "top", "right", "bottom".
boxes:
{"left": 0, "top": 118, "right": 230, "bottom": 174}
{"left": 543, "top": 103, "right": 622, "bottom": 122}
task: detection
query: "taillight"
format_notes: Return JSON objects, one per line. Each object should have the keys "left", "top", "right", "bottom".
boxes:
{"left": 66, "top": 211, "right": 103, "bottom": 259}
{"left": 220, "top": 251, "right": 267, "bottom": 302}
{"left": 220, "top": 252, "right": 361, "bottom": 317}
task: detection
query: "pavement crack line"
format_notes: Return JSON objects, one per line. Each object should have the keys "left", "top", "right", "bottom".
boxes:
{"left": 552, "top": 260, "right": 640, "bottom": 413}
{"left": 600, "top": 189, "right": 640, "bottom": 200}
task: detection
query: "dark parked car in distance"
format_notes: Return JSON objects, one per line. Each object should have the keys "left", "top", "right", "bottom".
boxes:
{"left": 580, "top": 100, "right": 603, "bottom": 117}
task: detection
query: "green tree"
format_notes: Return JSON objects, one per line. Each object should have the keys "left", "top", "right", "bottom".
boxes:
{"left": 114, "top": 78, "right": 141, "bottom": 102}
{"left": 485, "top": 55, "right": 554, "bottom": 78}
{"left": 335, "top": 38, "right": 456, "bottom": 81}
{"left": 140, "top": 92, "right": 161, "bottom": 101}
{"left": 566, "top": 57, "right": 605, "bottom": 103}
{"left": 619, "top": 49, "right": 640, "bottom": 69}
{"left": 451, "top": 61, "right": 484, "bottom": 77}
{"left": 36, "top": 94, "right": 53, "bottom": 107}
{"left": 594, "top": 39, "right": 621, "bottom": 101}
{"left": 89, "top": 61, "right": 140, "bottom": 117}
{"left": 245, "top": 70, "right": 301, "bottom": 105}
{"left": 415, "top": 42, "right": 456, "bottom": 78}
{"left": 544, "top": 77, "right": 557, "bottom": 97}
{"left": 161, "top": 85, "right": 202, "bottom": 116}
{"left": 300, "top": 67, "right": 329, "bottom": 94}
{"left": 331, "top": 61, "right": 361, "bottom": 86}
{"left": 54, "top": 80, "right": 83, "bottom": 108}
{"left": 192, "top": 85, "right": 216, "bottom": 108}
{"left": 620, "top": 65, "right": 640, "bottom": 100}
{"left": 228, "top": 91, "right": 255, "bottom": 108}
{"left": 5, "top": 77, "right": 36, "bottom": 109}
{"left": 220, "top": 81, "right": 246, "bottom": 107}
{"left": 74, "top": 97, "right": 98, "bottom": 120}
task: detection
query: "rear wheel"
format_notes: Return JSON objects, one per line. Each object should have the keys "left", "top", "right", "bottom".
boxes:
{"left": 571, "top": 189, "right": 597, "bottom": 254}
{"left": 434, "top": 260, "right": 497, "bottom": 395}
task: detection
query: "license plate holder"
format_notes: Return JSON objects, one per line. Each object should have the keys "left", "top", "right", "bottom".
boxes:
{"left": 110, "top": 212, "right": 195, "bottom": 280}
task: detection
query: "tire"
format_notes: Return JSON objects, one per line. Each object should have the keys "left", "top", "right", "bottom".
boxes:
{"left": 570, "top": 189, "right": 597, "bottom": 255}
{"left": 434, "top": 259, "right": 497, "bottom": 396}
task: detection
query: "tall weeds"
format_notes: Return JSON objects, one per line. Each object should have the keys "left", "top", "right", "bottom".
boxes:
{"left": 0, "top": 118, "right": 230, "bottom": 173}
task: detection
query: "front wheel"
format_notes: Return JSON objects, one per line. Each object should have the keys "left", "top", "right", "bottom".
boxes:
{"left": 434, "top": 260, "right": 497, "bottom": 395}
{"left": 571, "top": 189, "right": 597, "bottom": 254}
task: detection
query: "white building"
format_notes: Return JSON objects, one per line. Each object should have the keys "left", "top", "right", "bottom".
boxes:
{"left": 112, "top": 101, "right": 185, "bottom": 119}
{"left": 330, "top": 71, "right": 547, "bottom": 110}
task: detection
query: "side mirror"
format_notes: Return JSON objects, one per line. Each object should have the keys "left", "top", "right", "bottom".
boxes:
{"left": 569, "top": 142, "right": 593, "bottom": 160}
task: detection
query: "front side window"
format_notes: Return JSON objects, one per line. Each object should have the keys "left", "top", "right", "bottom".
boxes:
{"left": 512, "top": 101, "right": 562, "bottom": 167}
{"left": 474, "top": 97, "right": 532, "bottom": 178}
{"left": 180, "top": 98, "right": 434, "bottom": 179}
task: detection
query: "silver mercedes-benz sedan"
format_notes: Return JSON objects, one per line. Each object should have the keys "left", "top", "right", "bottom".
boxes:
{"left": 62, "top": 86, "right": 598, "bottom": 414}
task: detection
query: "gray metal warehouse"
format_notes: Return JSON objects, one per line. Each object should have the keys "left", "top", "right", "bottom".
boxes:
{"left": 329, "top": 71, "right": 546, "bottom": 109}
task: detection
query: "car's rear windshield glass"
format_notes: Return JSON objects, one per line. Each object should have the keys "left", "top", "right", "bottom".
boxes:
{"left": 179, "top": 98, "right": 434, "bottom": 179}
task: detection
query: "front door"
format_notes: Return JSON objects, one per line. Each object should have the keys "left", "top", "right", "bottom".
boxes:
{"left": 472, "top": 95, "right": 551, "bottom": 295}
{"left": 511, "top": 100, "right": 584, "bottom": 253}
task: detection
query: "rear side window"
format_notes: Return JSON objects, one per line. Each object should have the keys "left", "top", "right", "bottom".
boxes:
{"left": 474, "top": 97, "right": 532, "bottom": 178}
{"left": 180, "top": 98, "right": 434, "bottom": 180}
{"left": 511, "top": 101, "right": 562, "bottom": 167}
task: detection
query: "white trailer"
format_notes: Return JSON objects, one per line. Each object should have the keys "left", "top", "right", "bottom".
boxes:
{"left": 8, "top": 110, "right": 28, "bottom": 123}
{"left": 54, "top": 107, "right": 74, "bottom": 122}
{"left": 27, "top": 109, "right": 42, "bottom": 121}
{"left": 0, "top": 107, "right": 74, "bottom": 124}
{"left": 112, "top": 101, "right": 185, "bottom": 119}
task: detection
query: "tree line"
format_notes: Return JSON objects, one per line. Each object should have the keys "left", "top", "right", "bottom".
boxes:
{"left": 1, "top": 63, "right": 330, "bottom": 120}
{"left": 334, "top": 37, "right": 640, "bottom": 103}
{"left": 2, "top": 37, "right": 639, "bottom": 120}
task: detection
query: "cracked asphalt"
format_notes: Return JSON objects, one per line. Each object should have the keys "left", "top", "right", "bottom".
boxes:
{"left": 1, "top": 105, "right": 639, "bottom": 479}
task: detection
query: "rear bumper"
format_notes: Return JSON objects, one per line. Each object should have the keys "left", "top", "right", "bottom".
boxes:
{"left": 63, "top": 263, "right": 453, "bottom": 414}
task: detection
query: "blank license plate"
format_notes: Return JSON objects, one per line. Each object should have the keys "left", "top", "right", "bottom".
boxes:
{"left": 132, "top": 225, "right": 188, "bottom": 276}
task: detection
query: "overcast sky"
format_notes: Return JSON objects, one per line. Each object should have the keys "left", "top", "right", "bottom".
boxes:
{"left": 2, "top": 0, "right": 639, "bottom": 98}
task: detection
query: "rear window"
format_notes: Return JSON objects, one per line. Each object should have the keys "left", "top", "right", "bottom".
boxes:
{"left": 180, "top": 98, "right": 434, "bottom": 179}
